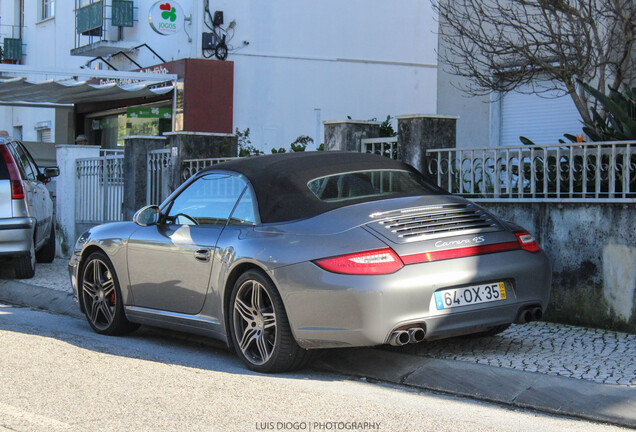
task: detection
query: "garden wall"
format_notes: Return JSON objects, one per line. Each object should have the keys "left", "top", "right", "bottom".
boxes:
{"left": 481, "top": 202, "right": 636, "bottom": 333}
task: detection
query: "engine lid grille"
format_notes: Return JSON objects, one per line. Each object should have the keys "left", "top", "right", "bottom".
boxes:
{"left": 372, "top": 203, "right": 500, "bottom": 242}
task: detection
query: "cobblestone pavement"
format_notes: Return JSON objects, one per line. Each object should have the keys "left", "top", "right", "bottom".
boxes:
{"left": 395, "top": 322, "right": 636, "bottom": 387}
{"left": 0, "top": 258, "right": 70, "bottom": 292}
{"left": 3, "top": 259, "right": 635, "bottom": 388}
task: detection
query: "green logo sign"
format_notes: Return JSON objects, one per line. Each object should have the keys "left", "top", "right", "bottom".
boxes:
{"left": 149, "top": 1, "right": 184, "bottom": 35}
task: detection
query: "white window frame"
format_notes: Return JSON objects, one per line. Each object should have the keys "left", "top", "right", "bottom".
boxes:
{"left": 40, "top": 0, "right": 55, "bottom": 21}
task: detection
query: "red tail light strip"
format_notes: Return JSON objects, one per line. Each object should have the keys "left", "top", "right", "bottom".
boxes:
{"left": 0, "top": 145, "right": 25, "bottom": 199}
{"left": 401, "top": 241, "right": 521, "bottom": 265}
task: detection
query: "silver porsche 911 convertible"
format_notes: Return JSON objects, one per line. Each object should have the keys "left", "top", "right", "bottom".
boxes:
{"left": 69, "top": 152, "right": 551, "bottom": 372}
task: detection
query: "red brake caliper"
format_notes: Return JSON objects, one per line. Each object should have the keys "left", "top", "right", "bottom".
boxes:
{"left": 109, "top": 293, "right": 116, "bottom": 304}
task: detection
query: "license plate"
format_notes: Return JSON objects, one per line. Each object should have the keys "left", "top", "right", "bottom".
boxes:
{"left": 434, "top": 282, "right": 506, "bottom": 310}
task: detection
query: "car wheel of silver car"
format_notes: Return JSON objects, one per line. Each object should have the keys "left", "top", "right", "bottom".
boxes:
{"left": 80, "top": 251, "right": 138, "bottom": 336}
{"left": 36, "top": 226, "right": 56, "bottom": 263}
{"left": 229, "top": 270, "right": 312, "bottom": 373}
{"left": 14, "top": 238, "right": 36, "bottom": 279}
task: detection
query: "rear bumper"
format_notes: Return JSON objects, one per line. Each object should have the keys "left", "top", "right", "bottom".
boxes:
{"left": 270, "top": 249, "right": 552, "bottom": 349}
{"left": 0, "top": 217, "right": 35, "bottom": 256}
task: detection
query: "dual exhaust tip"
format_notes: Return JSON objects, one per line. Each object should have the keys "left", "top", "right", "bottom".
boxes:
{"left": 389, "top": 327, "right": 425, "bottom": 346}
{"left": 516, "top": 306, "right": 543, "bottom": 324}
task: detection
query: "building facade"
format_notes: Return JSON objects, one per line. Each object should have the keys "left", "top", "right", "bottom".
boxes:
{"left": 0, "top": 0, "right": 439, "bottom": 152}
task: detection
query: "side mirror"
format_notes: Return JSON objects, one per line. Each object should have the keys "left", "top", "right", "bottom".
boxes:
{"left": 133, "top": 205, "right": 160, "bottom": 226}
{"left": 43, "top": 167, "right": 60, "bottom": 178}
{"left": 38, "top": 167, "right": 60, "bottom": 183}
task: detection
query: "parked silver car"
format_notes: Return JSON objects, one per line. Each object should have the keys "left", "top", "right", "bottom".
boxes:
{"left": 69, "top": 152, "right": 551, "bottom": 372}
{"left": 0, "top": 137, "right": 59, "bottom": 278}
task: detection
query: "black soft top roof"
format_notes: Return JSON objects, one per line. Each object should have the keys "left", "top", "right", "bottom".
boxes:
{"left": 203, "top": 151, "right": 437, "bottom": 223}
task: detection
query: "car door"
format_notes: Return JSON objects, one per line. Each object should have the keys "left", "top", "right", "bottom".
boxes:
{"left": 7, "top": 142, "right": 43, "bottom": 243}
{"left": 18, "top": 142, "right": 52, "bottom": 243}
{"left": 127, "top": 172, "right": 248, "bottom": 315}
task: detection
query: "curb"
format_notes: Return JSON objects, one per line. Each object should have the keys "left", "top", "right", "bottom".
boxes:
{"left": 315, "top": 349, "right": 636, "bottom": 428}
{"left": 0, "top": 280, "right": 83, "bottom": 319}
{"left": 1, "top": 279, "right": 635, "bottom": 428}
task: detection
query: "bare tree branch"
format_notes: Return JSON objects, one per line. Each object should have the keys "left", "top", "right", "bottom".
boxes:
{"left": 433, "top": 0, "right": 636, "bottom": 125}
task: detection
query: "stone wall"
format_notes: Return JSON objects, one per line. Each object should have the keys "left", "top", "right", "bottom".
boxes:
{"left": 323, "top": 120, "right": 380, "bottom": 152}
{"left": 480, "top": 202, "right": 636, "bottom": 333}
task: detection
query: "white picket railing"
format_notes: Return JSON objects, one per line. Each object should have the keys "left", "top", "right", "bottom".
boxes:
{"left": 182, "top": 157, "right": 239, "bottom": 180}
{"left": 426, "top": 141, "right": 636, "bottom": 202}
{"left": 361, "top": 136, "right": 400, "bottom": 160}
{"left": 75, "top": 153, "right": 125, "bottom": 223}
{"left": 147, "top": 148, "right": 171, "bottom": 205}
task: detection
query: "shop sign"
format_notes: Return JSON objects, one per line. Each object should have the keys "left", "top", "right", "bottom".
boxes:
{"left": 127, "top": 107, "right": 173, "bottom": 119}
{"left": 148, "top": 1, "right": 184, "bottom": 35}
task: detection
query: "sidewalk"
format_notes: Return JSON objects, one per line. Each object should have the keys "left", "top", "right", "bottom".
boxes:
{"left": 1, "top": 259, "right": 635, "bottom": 427}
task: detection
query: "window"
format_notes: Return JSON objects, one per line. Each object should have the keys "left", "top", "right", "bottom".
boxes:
{"left": 41, "top": 0, "right": 55, "bottom": 20}
{"left": 229, "top": 189, "right": 257, "bottom": 225}
{"left": 166, "top": 173, "right": 247, "bottom": 226}
{"left": 9, "top": 142, "right": 36, "bottom": 181}
{"left": 308, "top": 170, "right": 440, "bottom": 202}
{"left": 37, "top": 128, "right": 51, "bottom": 143}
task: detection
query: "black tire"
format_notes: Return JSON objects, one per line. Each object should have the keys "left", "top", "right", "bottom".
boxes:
{"left": 36, "top": 226, "right": 56, "bottom": 263}
{"left": 462, "top": 324, "right": 511, "bottom": 338}
{"left": 14, "top": 239, "right": 35, "bottom": 279}
{"left": 229, "top": 269, "right": 309, "bottom": 373}
{"left": 80, "top": 251, "right": 139, "bottom": 336}
{"left": 215, "top": 42, "right": 228, "bottom": 60}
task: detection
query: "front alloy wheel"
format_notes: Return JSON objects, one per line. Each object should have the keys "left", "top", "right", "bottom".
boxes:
{"left": 233, "top": 279, "right": 277, "bottom": 365}
{"left": 229, "top": 270, "right": 312, "bottom": 373}
{"left": 81, "top": 252, "right": 138, "bottom": 335}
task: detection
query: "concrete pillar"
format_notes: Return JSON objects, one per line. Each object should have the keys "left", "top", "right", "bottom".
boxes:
{"left": 323, "top": 120, "right": 381, "bottom": 152}
{"left": 397, "top": 114, "right": 457, "bottom": 174}
{"left": 122, "top": 136, "right": 167, "bottom": 220}
{"left": 164, "top": 132, "right": 238, "bottom": 191}
{"left": 55, "top": 144, "right": 100, "bottom": 256}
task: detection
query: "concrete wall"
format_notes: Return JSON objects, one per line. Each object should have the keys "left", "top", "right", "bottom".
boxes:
{"left": 55, "top": 145, "right": 100, "bottom": 256}
{"left": 480, "top": 202, "right": 636, "bottom": 333}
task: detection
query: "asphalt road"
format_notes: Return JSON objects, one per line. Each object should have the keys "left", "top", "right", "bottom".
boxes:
{"left": 0, "top": 303, "right": 629, "bottom": 432}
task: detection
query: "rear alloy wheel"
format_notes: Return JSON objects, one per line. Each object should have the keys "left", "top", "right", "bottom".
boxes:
{"left": 229, "top": 270, "right": 310, "bottom": 372}
{"left": 14, "top": 239, "right": 36, "bottom": 279}
{"left": 81, "top": 252, "right": 138, "bottom": 336}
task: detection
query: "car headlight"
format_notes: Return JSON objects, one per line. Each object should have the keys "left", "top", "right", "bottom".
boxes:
{"left": 74, "top": 231, "right": 90, "bottom": 252}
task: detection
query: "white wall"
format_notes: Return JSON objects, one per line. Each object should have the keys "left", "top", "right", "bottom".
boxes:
{"left": 0, "top": 0, "right": 439, "bottom": 151}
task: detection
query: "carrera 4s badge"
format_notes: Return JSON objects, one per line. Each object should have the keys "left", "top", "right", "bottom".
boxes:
{"left": 434, "top": 236, "right": 485, "bottom": 248}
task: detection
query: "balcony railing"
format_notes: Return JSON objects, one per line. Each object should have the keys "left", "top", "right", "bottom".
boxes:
{"left": 0, "top": 24, "right": 24, "bottom": 62}
{"left": 426, "top": 141, "right": 636, "bottom": 202}
{"left": 73, "top": 0, "right": 136, "bottom": 56}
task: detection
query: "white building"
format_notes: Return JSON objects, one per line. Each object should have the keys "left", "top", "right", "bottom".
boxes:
{"left": 0, "top": 0, "right": 439, "bottom": 152}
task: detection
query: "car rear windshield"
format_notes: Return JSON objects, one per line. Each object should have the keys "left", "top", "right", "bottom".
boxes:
{"left": 308, "top": 169, "right": 439, "bottom": 202}
{"left": 0, "top": 146, "right": 9, "bottom": 180}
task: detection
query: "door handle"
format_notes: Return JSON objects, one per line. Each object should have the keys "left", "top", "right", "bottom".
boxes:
{"left": 194, "top": 248, "right": 211, "bottom": 262}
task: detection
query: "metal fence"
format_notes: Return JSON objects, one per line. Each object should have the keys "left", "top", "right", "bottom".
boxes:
{"left": 76, "top": 153, "right": 125, "bottom": 223}
{"left": 147, "top": 148, "right": 172, "bottom": 205}
{"left": 182, "top": 157, "right": 239, "bottom": 180}
{"left": 426, "top": 141, "right": 636, "bottom": 202}
{"left": 361, "top": 137, "right": 400, "bottom": 160}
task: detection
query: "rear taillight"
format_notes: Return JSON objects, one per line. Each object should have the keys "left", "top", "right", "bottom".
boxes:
{"left": 401, "top": 241, "right": 520, "bottom": 265}
{"left": 515, "top": 231, "right": 540, "bottom": 252}
{"left": 0, "top": 146, "right": 24, "bottom": 199}
{"left": 314, "top": 248, "right": 404, "bottom": 275}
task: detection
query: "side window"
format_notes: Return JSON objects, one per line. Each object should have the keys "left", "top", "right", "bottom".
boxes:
{"left": 8, "top": 143, "right": 35, "bottom": 180}
{"left": 167, "top": 173, "right": 247, "bottom": 226}
{"left": 228, "top": 189, "right": 257, "bottom": 225}
{"left": 18, "top": 143, "right": 41, "bottom": 178}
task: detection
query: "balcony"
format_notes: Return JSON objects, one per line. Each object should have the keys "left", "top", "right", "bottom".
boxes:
{"left": 71, "top": 0, "right": 138, "bottom": 57}
{"left": 0, "top": 24, "right": 25, "bottom": 63}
